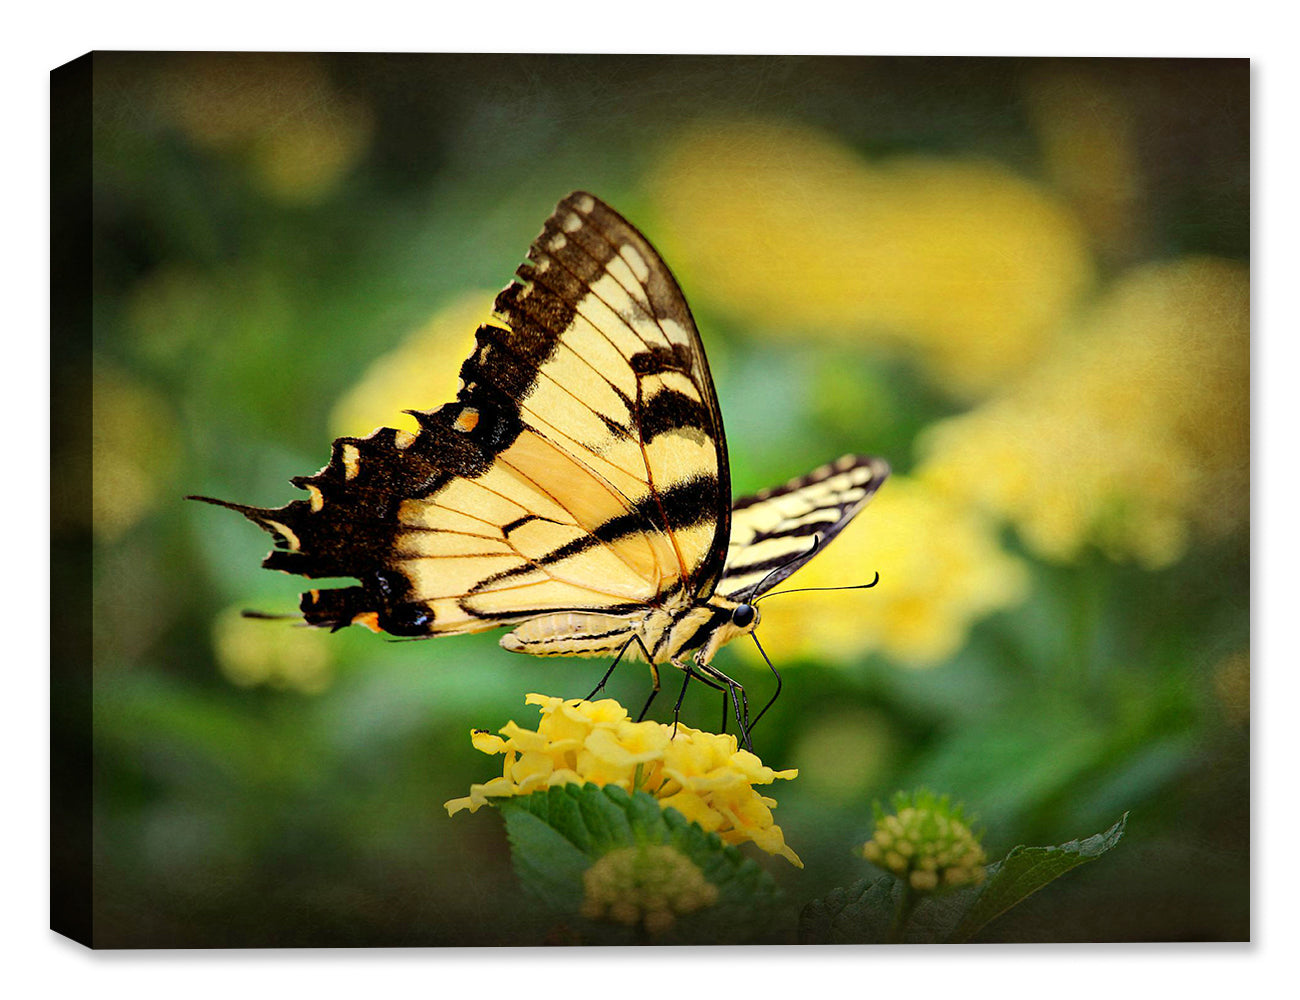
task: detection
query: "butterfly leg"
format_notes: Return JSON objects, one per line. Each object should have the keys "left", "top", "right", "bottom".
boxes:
{"left": 586, "top": 635, "right": 633, "bottom": 701}
{"left": 637, "top": 659, "right": 661, "bottom": 723}
{"left": 586, "top": 632, "right": 655, "bottom": 702}
{"left": 588, "top": 633, "right": 658, "bottom": 721}
{"left": 748, "top": 632, "right": 783, "bottom": 732}
{"left": 669, "top": 660, "right": 693, "bottom": 738}
{"left": 697, "top": 657, "right": 752, "bottom": 750}
{"left": 666, "top": 659, "right": 730, "bottom": 736}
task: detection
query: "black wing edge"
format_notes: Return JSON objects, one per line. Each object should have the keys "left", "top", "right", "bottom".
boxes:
{"left": 187, "top": 191, "right": 728, "bottom": 635}
{"left": 183, "top": 414, "right": 485, "bottom": 637}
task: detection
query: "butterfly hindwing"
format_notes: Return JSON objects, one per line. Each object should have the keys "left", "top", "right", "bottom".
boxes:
{"left": 718, "top": 455, "right": 891, "bottom": 602}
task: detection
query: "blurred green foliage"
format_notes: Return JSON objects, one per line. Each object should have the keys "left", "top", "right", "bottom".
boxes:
{"left": 87, "top": 53, "right": 1247, "bottom": 946}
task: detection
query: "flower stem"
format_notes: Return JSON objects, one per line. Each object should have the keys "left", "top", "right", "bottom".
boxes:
{"left": 887, "top": 882, "right": 915, "bottom": 944}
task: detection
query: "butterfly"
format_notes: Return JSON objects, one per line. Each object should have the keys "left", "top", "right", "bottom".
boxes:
{"left": 192, "top": 192, "right": 888, "bottom": 741}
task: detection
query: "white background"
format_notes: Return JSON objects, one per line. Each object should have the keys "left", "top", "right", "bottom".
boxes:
{"left": 6, "top": 2, "right": 1291, "bottom": 995}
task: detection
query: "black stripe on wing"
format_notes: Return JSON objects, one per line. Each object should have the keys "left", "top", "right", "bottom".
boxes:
{"left": 191, "top": 192, "right": 736, "bottom": 640}
{"left": 542, "top": 192, "right": 733, "bottom": 597}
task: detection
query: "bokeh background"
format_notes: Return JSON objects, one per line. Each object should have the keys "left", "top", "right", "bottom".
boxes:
{"left": 86, "top": 53, "right": 1248, "bottom": 945}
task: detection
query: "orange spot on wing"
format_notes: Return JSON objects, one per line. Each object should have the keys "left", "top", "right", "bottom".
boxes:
{"left": 351, "top": 611, "right": 382, "bottom": 633}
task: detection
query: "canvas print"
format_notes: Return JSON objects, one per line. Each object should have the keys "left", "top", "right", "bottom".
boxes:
{"left": 56, "top": 52, "right": 1248, "bottom": 946}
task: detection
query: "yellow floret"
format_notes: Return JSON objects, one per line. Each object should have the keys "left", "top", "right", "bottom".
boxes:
{"left": 446, "top": 694, "right": 803, "bottom": 866}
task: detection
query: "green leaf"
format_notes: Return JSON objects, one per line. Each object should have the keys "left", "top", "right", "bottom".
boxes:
{"left": 626, "top": 784, "right": 672, "bottom": 840}
{"left": 947, "top": 812, "right": 1128, "bottom": 942}
{"left": 497, "top": 783, "right": 784, "bottom": 944}
{"left": 574, "top": 780, "right": 634, "bottom": 854}
{"left": 500, "top": 804, "right": 592, "bottom": 913}
{"left": 799, "top": 876, "right": 899, "bottom": 944}
{"left": 902, "top": 884, "right": 983, "bottom": 943}
{"left": 800, "top": 814, "right": 1128, "bottom": 945}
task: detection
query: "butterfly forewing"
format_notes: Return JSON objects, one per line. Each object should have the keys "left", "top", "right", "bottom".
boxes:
{"left": 502, "top": 193, "right": 732, "bottom": 593}
{"left": 197, "top": 192, "right": 732, "bottom": 639}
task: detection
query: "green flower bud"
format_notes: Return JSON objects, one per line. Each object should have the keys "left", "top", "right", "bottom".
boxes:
{"left": 860, "top": 790, "right": 987, "bottom": 893}
{"left": 581, "top": 845, "right": 719, "bottom": 934}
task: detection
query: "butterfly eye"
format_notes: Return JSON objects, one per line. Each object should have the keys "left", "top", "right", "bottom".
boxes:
{"left": 731, "top": 603, "right": 756, "bottom": 628}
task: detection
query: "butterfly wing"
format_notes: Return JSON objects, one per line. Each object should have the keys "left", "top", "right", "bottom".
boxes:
{"left": 717, "top": 455, "right": 890, "bottom": 603}
{"left": 194, "top": 192, "right": 732, "bottom": 639}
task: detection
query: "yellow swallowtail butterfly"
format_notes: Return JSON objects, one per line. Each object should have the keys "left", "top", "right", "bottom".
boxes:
{"left": 192, "top": 192, "right": 888, "bottom": 739}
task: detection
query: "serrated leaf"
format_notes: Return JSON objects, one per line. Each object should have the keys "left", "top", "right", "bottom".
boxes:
{"left": 500, "top": 804, "right": 591, "bottom": 913}
{"left": 575, "top": 781, "right": 634, "bottom": 854}
{"left": 801, "top": 814, "right": 1128, "bottom": 945}
{"left": 498, "top": 783, "right": 784, "bottom": 943}
{"left": 626, "top": 786, "right": 671, "bottom": 841}
{"left": 948, "top": 812, "right": 1128, "bottom": 942}
{"left": 799, "top": 876, "right": 899, "bottom": 944}
{"left": 902, "top": 883, "right": 983, "bottom": 943}
{"left": 545, "top": 784, "right": 594, "bottom": 854}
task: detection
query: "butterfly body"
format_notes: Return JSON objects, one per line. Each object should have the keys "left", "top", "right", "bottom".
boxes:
{"left": 497, "top": 591, "right": 750, "bottom": 664}
{"left": 193, "top": 192, "right": 888, "bottom": 709}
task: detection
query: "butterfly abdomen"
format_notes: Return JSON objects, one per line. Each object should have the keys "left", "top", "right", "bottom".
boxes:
{"left": 500, "top": 612, "right": 637, "bottom": 658}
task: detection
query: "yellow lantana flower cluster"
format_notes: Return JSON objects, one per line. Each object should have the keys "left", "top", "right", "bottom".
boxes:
{"left": 445, "top": 694, "right": 803, "bottom": 866}
{"left": 645, "top": 119, "right": 1092, "bottom": 397}
{"left": 581, "top": 845, "right": 718, "bottom": 935}
{"left": 741, "top": 474, "right": 1029, "bottom": 667}
{"left": 862, "top": 792, "right": 987, "bottom": 892}
{"left": 919, "top": 257, "right": 1248, "bottom": 568}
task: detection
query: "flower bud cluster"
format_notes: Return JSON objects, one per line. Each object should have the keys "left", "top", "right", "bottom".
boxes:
{"left": 861, "top": 790, "right": 986, "bottom": 892}
{"left": 580, "top": 845, "right": 719, "bottom": 935}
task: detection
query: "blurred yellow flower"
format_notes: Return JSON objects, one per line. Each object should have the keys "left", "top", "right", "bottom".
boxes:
{"left": 743, "top": 474, "right": 1029, "bottom": 667}
{"left": 211, "top": 604, "right": 333, "bottom": 694}
{"left": 445, "top": 694, "right": 803, "bottom": 866}
{"left": 645, "top": 120, "right": 1092, "bottom": 397}
{"left": 329, "top": 291, "right": 491, "bottom": 439}
{"left": 154, "top": 52, "right": 373, "bottom": 203}
{"left": 581, "top": 844, "right": 718, "bottom": 935}
{"left": 1026, "top": 67, "right": 1144, "bottom": 262}
{"left": 92, "top": 365, "right": 180, "bottom": 541}
{"left": 1212, "top": 651, "right": 1249, "bottom": 725}
{"left": 919, "top": 257, "right": 1248, "bottom": 568}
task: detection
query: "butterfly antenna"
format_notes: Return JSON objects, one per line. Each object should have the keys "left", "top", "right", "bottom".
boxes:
{"left": 240, "top": 609, "right": 298, "bottom": 621}
{"left": 749, "top": 632, "right": 782, "bottom": 731}
{"left": 744, "top": 537, "right": 822, "bottom": 602}
{"left": 753, "top": 571, "right": 880, "bottom": 604}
